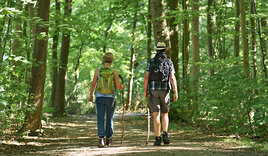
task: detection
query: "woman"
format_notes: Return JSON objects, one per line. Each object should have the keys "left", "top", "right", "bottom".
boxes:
{"left": 89, "top": 52, "right": 125, "bottom": 148}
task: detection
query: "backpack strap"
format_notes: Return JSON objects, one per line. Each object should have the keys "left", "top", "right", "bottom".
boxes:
{"left": 97, "top": 67, "right": 101, "bottom": 80}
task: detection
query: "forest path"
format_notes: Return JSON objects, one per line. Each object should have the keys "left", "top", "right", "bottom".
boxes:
{"left": 1, "top": 114, "right": 266, "bottom": 156}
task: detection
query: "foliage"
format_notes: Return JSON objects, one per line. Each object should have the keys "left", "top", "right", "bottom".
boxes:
{"left": 0, "top": 57, "right": 33, "bottom": 138}
{"left": 172, "top": 58, "right": 268, "bottom": 137}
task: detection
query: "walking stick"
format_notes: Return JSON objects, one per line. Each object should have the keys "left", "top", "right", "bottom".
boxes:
{"left": 119, "top": 75, "right": 125, "bottom": 144}
{"left": 146, "top": 96, "right": 150, "bottom": 145}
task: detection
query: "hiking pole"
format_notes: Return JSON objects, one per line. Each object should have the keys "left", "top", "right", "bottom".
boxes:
{"left": 145, "top": 96, "right": 150, "bottom": 145}
{"left": 119, "top": 75, "right": 125, "bottom": 144}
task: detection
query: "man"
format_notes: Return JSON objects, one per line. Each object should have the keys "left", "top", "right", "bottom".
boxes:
{"left": 144, "top": 42, "right": 178, "bottom": 146}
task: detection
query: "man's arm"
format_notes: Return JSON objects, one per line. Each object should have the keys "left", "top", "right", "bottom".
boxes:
{"left": 170, "top": 73, "right": 178, "bottom": 102}
{"left": 144, "top": 71, "right": 150, "bottom": 97}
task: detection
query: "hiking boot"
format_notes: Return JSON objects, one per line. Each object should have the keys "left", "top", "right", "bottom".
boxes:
{"left": 162, "top": 131, "right": 170, "bottom": 144}
{"left": 154, "top": 136, "right": 161, "bottom": 146}
{"left": 99, "top": 137, "right": 105, "bottom": 148}
{"left": 106, "top": 137, "right": 112, "bottom": 146}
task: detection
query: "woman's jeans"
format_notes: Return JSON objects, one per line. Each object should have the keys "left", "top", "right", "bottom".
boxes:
{"left": 95, "top": 97, "right": 116, "bottom": 138}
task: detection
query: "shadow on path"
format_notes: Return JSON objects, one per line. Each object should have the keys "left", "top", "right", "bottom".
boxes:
{"left": 0, "top": 114, "right": 267, "bottom": 155}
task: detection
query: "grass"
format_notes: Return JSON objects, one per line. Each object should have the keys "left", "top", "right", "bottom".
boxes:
{"left": 224, "top": 138, "right": 268, "bottom": 152}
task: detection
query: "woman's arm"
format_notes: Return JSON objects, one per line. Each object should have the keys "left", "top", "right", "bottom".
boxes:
{"left": 114, "top": 70, "right": 125, "bottom": 90}
{"left": 89, "top": 68, "right": 99, "bottom": 102}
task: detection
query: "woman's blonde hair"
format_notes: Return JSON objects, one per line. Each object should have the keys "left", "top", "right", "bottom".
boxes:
{"left": 103, "top": 52, "right": 114, "bottom": 63}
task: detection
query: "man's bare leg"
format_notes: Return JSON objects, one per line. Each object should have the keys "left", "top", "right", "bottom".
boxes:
{"left": 161, "top": 113, "right": 169, "bottom": 132}
{"left": 153, "top": 112, "right": 161, "bottom": 136}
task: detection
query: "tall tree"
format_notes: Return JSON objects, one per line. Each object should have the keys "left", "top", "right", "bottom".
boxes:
{"left": 191, "top": 0, "right": 200, "bottom": 119}
{"left": 54, "top": 0, "right": 72, "bottom": 115}
{"left": 240, "top": 0, "right": 250, "bottom": 78}
{"left": 147, "top": 0, "right": 152, "bottom": 62}
{"left": 250, "top": 0, "right": 257, "bottom": 78}
{"left": 11, "top": 0, "right": 23, "bottom": 79}
{"left": 182, "top": 0, "right": 191, "bottom": 120}
{"left": 234, "top": 0, "right": 240, "bottom": 57}
{"left": 51, "top": 0, "right": 61, "bottom": 107}
{"left": 0, "top": 0, "right": 12, "bottom": 70}
{"left": 66, "top": 43, "right": 83, "bottom": 109}
{"left": 126, "top": 3, "right": 138, "bottom": 111}
{"left": 22, "top": 0, "right": 50, "bottom": 134}
{"left": 167, "top": 0, "right": 179, "bottom": 81}
{"left": 151, "top": 0, "right": 171, "bottom": 58}
{"left": 182, "top": 0, "right": 190, "bottom": 90}
{"left": 252, "top": 0, "right": 267, "bottom": 79}
{"left": 207, "top": 0, "right": 214, "bottom": 76}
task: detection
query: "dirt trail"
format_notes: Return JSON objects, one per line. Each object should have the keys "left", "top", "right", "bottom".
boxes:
{"left": 0, "top": 114, "right": 267, "bottom": 155}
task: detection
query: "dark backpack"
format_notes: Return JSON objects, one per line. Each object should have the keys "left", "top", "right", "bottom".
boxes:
{"left": 149, "top": 53, "right": 170, "bottom": 82}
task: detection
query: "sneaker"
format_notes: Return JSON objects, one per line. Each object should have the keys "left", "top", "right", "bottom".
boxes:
{"left": 106, "top": 137, "right": 112, "bottom": 146}
{"left": 99, "top": 137, "right": 105, "bottom": 148}
{"left": 154, "top": 136, "right": 161, "bottom": 146}
{"left": 162, "top": 131, "right": 170, "bottom": 144}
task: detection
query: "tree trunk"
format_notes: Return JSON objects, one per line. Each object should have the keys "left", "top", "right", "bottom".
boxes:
{"left": 234, "top": 0, "right": 240, "bottom": 57}
{"left": 182, "top": 0, "right": 190, "bottom": 82}
{"left": 191, "top": 0, "right": 200, "bottom": 120}
{"left": 250, "top": 0, "right": 257, "bottom": 78}
{"left": 51, "top": 0, "right": 61, "bottom": 107}
{"left": 240, "top": 0, "right": 250, "bottom": 78}
{"left": 126, "top": 3, "right": 137, "bottom": 111}
{"left": 222, "top": 0, "right": 227, "bottom": 59}
{"left": 147, "top": 0, "right": 152, "bottom": 62}
{"left": 207, "top": 0, "right": 214, "bottom": 76}
{"left": 151, "top": 0, "right": 171, "bottom": 58}
{"left": 22, "top": 0, "right": 50, "bottom": 134}
{"left": 11, "top": 0, "right": 23, "bottom": 79}
{"left": 0, "top": 0, "right": 12, "bottom": 70}
{"left": 252, "top": 0, "right": 267, "bottom": 79}
{"left": 54, "top": 0, "right": 72, "bottom": 116}
{"left": 24, "top": 1, "right": 36, "bottom": 87}
{"left": 260, "top": 18, "right": 268, "bottom": 79}
{"left": 167, "top": 0, "right": 179, "bottom": 86}
{"left": 215, "top": 1, "right": 223, "bottom": 59}
{"left": 66, "top": 43, "right": 83, "bottom": 109}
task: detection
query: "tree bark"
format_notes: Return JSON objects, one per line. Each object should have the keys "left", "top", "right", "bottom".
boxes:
{"left": 167, "top": 0, "right": 179, "bottom": 83}
{"left": 191, "top": 0, "right": 200, "bottom": 119}
{"left": 51, "top": 0, "right": 61, "bottom": 107}
{"left": 240, "top": 0, "right": 250, "bottom": 78}
{"left": 23, "top": 0, "right": 50, "bottom": 134}
{"left": 222, "top": 0, "right": 227, "bottom": 59}
{"left": 234, "top": 0, "right": 240, "bottom": 57}
{"left": 126, "top": 3, "right": 137, "bottom": 111}
{"left": 66, "top": 43, "right": 83, "bottom": 109}
{"left": 207, "top": 0, "right": 214, "bottom": 76}
{"left": 11, "top": 0, "right": 23, "bottom": 79}
{"left": 182, "top": 0, "right": 190, "bottom": 86}
{"left": 250, "top": 0, "right": 257, "bottom": 78}
{"left": 151, "top": 0, "right": 171, "bottom": 58}
{"left": 147, "top": 0, "right": 152, "bottom": 62}
{"left": 54, "top": 0, "right": 72, "bottom": 116}
{"left": 252, "top": 0, "right": 267, "bottom": 79}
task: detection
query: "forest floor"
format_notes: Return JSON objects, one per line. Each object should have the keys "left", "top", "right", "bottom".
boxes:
{"left": 0, "top": 113, "right": 267, "bottom": 156}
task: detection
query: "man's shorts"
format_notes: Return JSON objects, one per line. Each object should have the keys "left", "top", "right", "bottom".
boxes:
{"left": 149, "top": 90, "right": 170, "bottom": 113}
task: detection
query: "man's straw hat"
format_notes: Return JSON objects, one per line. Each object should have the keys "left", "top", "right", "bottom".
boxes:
{"left": 156, "top": 42, "right": 166, "bottom": 50}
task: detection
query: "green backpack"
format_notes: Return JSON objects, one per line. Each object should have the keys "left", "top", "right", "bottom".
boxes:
{"left": 96, "top": 67, "right": 115, "bottom": 95}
